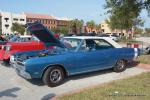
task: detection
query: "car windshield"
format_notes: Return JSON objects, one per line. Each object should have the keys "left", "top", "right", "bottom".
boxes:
{"left": 9, "top": 36, "right": 20, "bottom": 42}
{"left": 61, "top": 38, "right": 81, "bottom": 51}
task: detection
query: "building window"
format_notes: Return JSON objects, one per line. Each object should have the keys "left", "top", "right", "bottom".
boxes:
{"left": 49, "top": 20, "right": 51, "bottom": 24}
{"left": 4, "top": 18, "right": 9, "bottom": 22}
{"left": 5, "top": 24, "right": 9, "bottom": 29}
{"left": 13, "top": 18, "right": 18, "bottom": 21}
{"left": 20, "top": 19, "right": 25, "bottom": 21}
{"left": 27, "top": 19, "right": 29, "bottom": 22}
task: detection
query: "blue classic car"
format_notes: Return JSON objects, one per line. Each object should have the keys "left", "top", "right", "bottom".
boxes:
{"left": 10, "top": 22, "right": 139, "bottom": 87}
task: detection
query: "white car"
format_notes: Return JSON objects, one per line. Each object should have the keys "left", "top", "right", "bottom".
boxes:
{"left": 99, "top": 34, "right": 119, "bottom": 41}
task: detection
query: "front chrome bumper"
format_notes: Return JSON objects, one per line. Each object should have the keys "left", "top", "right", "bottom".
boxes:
{"left": 11, "top": 61, "right": 31, "bottom": 79}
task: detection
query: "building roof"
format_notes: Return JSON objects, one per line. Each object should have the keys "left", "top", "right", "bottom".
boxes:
{"left": 25, "top": 13, "right": 55, "bottom": 19}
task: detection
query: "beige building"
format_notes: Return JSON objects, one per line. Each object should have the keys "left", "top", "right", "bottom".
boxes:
{"left": 100, "top": 20, "right": 126, "bottom": 36}
{"left": 0, "top": 11, "right": 26, "bottom": 35}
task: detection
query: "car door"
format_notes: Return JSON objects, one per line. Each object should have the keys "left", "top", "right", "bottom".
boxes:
{"left": 72, "top": 39, "right": 116, "bottom": 74}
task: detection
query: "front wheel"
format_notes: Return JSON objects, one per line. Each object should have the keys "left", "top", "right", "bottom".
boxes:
{"left": 113, "top": 60, "right": 126, "bottom": 72}
{"left": 2, "top": 59, "right": 10, "bottom": 66}
{"left": 42, "top": 66, "right": 65, "bottom": 87}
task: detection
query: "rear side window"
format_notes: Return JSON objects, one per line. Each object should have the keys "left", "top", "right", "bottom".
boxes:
{"left": 85, "top": 39, "right": 114, "bottom": 50}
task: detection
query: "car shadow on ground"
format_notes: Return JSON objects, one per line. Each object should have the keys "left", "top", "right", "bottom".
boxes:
{"left": 0, "top": 87, "right": 21, "bottom": 98}
{"left": 27, "top": 61, "right": 140, "bottom": 86}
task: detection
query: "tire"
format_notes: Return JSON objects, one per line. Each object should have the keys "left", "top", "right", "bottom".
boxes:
{"left": 42, "top": 66, "right": 65, "bottom": 87}
{"left": 113, "top": 60, "right": 126, "bottom": 72}
{"left": 2, "top": 59, "right": 10, "bottom": 66}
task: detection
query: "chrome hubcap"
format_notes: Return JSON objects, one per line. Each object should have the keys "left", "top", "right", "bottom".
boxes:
{"left": 50, "top": 69, "right": 61, "bottom": 83}
{"left": 117, "top": 60, "right": 124, "bottom": 69}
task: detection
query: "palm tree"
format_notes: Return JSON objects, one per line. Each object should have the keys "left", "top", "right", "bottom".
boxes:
{"left": 86, "top": 20, "right": 95, "bottom": 32}
{"left": 69, "top": 19, "right": 84, "bottom": 34}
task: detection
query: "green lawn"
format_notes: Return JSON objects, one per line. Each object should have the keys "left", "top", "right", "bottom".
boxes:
{"left": 59, "top": 72, "right": 150, "bottom": 100}
{"left": 138, "top": 55, "right": 150, "bottom": 64}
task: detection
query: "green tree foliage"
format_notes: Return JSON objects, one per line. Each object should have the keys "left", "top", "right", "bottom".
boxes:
{"left": 134, "top": 28, "right": 143, "bottom": 34}
{"left": 86, "top": 20, "right": 96, "bottom": 30}
{"left": 51, "top": 27, "right": 69, "bottom": 35}
{"left": 105, "top": 0, "right": 143, "bottom": 31}
{"left": 11, "top": 23, "right": 25, "bottom": 35}
{"left": 69, "top": 19, "right": 84, "bottom": 34}
{"left": 145, "top": 28, "right": 150, "bottom": 34}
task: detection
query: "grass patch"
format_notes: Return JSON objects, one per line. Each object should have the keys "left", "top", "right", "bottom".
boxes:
{"left": 59, "top": 72, "right": 150, "bottom": 100}
{"left": 138, "top": 55, "right": 150, "bottom": 64}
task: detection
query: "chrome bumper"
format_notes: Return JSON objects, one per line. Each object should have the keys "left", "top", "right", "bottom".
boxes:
{"left": 12, "top": 62, "right": 31, "bottom": 79}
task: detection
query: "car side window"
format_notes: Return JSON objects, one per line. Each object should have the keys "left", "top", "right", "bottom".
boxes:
{"left": 95, "top": 39, "right": 114, "bottom": 50}
{"left": 85, "top": 39, "right": 114, "bottom": 50}
{"left": 78, "top": 40, "right": 89, "bottom": 51}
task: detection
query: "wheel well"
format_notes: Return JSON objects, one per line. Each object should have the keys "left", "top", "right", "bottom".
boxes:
{"left": 41, "top": 64, "right": 68, "bottom": 78}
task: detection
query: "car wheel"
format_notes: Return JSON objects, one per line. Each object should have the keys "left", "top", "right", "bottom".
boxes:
{"left": 113, "top": 60, "right": 126, "bottom": 72}
{"left": 42, "top": 66, "right": 65, "bottom": 87}
{"left": 2, "top": 59, "right": 10, "bottom": 66}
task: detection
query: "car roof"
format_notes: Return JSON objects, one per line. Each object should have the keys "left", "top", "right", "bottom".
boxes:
{"left": 64, "top": 36, "right": 110, "bottom": 39}
{"left": 63, "top": 36, "right": 122, "bottom": 48}
{"left": 20, "top": 35, "right": 31, "bottom": 38}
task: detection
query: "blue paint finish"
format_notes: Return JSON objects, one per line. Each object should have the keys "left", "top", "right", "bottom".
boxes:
{"left": 21, "top": 47, "right": 134, "bottom": 79}
{"left": 13, "top": 39, "right": 136, "bottom": 79}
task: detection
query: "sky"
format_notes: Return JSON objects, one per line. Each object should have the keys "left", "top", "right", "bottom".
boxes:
{"left": 0, "top": 0, "right": 149, "bottom": 28}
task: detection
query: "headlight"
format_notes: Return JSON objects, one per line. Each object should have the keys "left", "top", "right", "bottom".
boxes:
{"left": 10, "top": 55, "right": 15, "bottom": 63}
{"left": 6, "top": 45, "right": 12, "bottom": 51}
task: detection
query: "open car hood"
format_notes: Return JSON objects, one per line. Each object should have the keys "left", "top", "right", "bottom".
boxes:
{"left": 27, "top": 22, "right": 64, "bottom": 48}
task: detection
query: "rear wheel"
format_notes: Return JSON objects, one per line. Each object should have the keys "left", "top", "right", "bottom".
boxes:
{"left": 42, "top": 66, "right": 65, "bottom": 87}
{"left": 113, "top": 60, "right": 126, "bottom": 72}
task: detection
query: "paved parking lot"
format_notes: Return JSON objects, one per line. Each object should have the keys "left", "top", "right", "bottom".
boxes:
{"left": 0, "top": 64, "right": 149, "bottom": 100}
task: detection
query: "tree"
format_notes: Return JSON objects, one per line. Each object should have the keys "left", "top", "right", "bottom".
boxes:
{"left": 51, "top": 27, "right": 69, "bottom": 35}
{"left": 145, "top": 28, "right": 150, "bottom": 34}
{"left": 11, "top": 23, "right": 25, "bottom": 35}
{"left": 69, "top": 19, "right": 84, "bottom": 34}
{"left": 105, "top": 0, "right": 142, "bottom": 33}
{"left": 86, "top": 20, "right": 95, "bottom": 31}
{"left": 134, "top": 28, "right": 143, "bottom": 34}
{"left": 95, "top": 24, "right": 101, "bottom": 33}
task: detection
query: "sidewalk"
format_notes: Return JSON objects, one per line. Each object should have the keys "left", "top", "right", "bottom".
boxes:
{"left": 137, "top": 63, "right": 150, "bottom": 70}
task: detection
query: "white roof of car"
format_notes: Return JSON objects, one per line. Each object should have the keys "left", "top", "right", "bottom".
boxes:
{"left": 63, "top": 36, "right": 122, "bottom": 48}
{"left": 20, "top": 35, "right": 31, "bottom": 38}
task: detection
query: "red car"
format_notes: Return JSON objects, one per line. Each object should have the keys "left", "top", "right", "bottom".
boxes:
{"left": 0, "top": 23, "right": 60, "bottom": 65}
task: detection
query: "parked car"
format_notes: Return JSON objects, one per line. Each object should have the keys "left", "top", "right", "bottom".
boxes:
{"left": 99, "top": 34, "right": 119, "bottom": 41}
{"left": 0, "top": 23, "right": 60, "bottom": 64}
{"left": 0, "top": 37, "right": 7, "bottom": 48}
{"left": 145, "top": 45, "right": 150, "bottom": 54}
{"left": 0, "top": 35, "right": 31, "bottom": 49}
{"left": 10, "top": 22, "right": 140, "bottom": 87}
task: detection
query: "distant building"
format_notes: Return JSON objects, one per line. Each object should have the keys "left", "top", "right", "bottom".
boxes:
{"left": 56, "top": 19, "right": 69, "bottom": 29}
{"left": 0, "top": 11, "right": 70, "bottom": 35}
{"left": 25, "top": 13, "right": 57, "bottom": 30}
{"left": 100, "top": 20, "right": 126, "bottom": 36}
{"left": 25, "top": 13, "right": 70, "bottom": 30}
{"left": 0, "top": 11, "right": 26, "bottom": 35}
